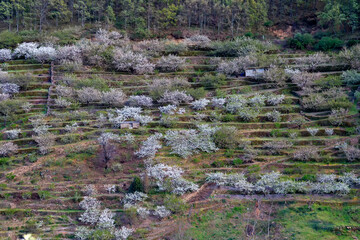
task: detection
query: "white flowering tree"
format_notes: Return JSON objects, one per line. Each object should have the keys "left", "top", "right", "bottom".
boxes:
{"left": 0, "top": 142, "right": 18, "bottom": 156}
{"left": 159, "top": 90, "right": 193, "bottom": 105}
{"left": 135, "top": 133, "right": 163, "bottom": 159}
{"left": 156, "top": 55, "right": 185, "bottom": 72}
{"left": 127, "top": 95, "right": 153, "bottom": 107}
{"left": 113, "top": 48, "right": 154, "bottom": 74}
{"left": 0, "top": 49, "right": 12, "bottom": 61}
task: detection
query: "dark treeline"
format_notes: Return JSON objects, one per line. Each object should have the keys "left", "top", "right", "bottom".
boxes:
{"left": 0, "top": 0, "right": 359, "bottom": 35}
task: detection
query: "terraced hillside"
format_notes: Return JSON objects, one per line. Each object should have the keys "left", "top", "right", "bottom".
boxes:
{"left": 0, "top": 35, "right": 359, "bottom": 240}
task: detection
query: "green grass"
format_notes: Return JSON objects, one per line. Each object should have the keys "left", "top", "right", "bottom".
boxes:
{"left": 276, "top": 204, "right": 360, "bottom": 240}
{"left": 184, "top": 205, "right": 249, "bottom": 239}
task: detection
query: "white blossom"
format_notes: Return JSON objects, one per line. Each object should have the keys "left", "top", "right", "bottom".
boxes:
{"left": 4, "top": 129, "right": 21, "bottom": 139}
{"left": 135, "top": 133, "right": 163, "bottom": 159}
{"left": 152, "top": 206, "right": 171, "bottom": 218}
{"left": 122, "top": 191, "right": 148, "bottom": 206}
{"left": 13, "top": 42, "right": 39, "bottom": 59}
{"left": 325, "top": 128, "right": 334, "bottom": 136}
{"left": 0, "top": 49, "right": 12, "bottom": 61}
{"left": 113, "top": 48, "right": 154, "bottom": 74}
{"left": 0, "top": 83, "right": 19, "bottom": 95}
{"left": 191, "top": 98, "right": 210, "bottom": 110}
{"left": 156, "top": 55, "right": 185, "bottom": 72}
{"left": 0, "top": 142, "right": 18, "bottom": 156}
{"left": 97, "top": 208, "right": 115, "bottom": 229}
{"left": 104, "top": 184, "right": 116, "bottom": 194}
{"left": 77, "top": 87, "right": 102, "bottom": 103}
{"left": 266, "top": 94, "right": 285, "bottom": 106}
{"left": 211, "top": 98, "right": 226, "bottom": 108}
{"left": 159, "top": 90, "right": 193, "bottom": 105}
{"left": 306, "top": 128, "right": 319, "bottom": 137}
{"left": 136, "top": 207, "right": 150, "bottom": 218}
{"left": 114, "top": 226, "right": 134, "bottom": 240}
{"left": 127, "top": 95, "right": 153, "bottom": 107}
{"left": 102, "top": 89, "right": 126, "bottom": 106}
{"left": 159, "top": 105, "right": 177, "bottom": 115}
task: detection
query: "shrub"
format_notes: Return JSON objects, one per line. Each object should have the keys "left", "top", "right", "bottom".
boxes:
{"left": 0, "top": 142, "right": 18, "bottom": 157}
{"left": 0, "top": 49, "right": 12, "bottom": 61}
{"left": 128, "top": 176, "right": 144, "bottom": 193}
{"left": 156, "top": 55, "right": 185, "bottom": 72}
{"left": 209, "top": 37, "right": 276, "bottom": 57}
{"left": 112, "top": 48, "right": 154, "bottom": 74}
{"left": 186, "top": 87, "right": 207, "bottom": 100}
{"left": 287, "top": 33, "right": 315, "bottom": 49}
{"left": 342, "top": 70, "right": 360, "bottom": 85}
{"left": 329, "top": 108, "right": 349, "bottom": 126}
{"left": 164, "top": 42, "right": 187, "bottom": 55}
{"left": 164, "top": 195, "right": 188, "bottom": 214}
{"left": 0, "top": 31, "right": 22, "bottom": 49}
{"left": 217, "top": 55, "right": 257, "bottom": 76}
{"left": 266, "top": 110, "right": 281, "bottom": 122}
{"left": 315, "top": 37, "right": 344, "bottom": 51}
{"left": 213, "top": 126, "right": 239, "bottom": 149}
{"left": 199, "top": 73, "right": 226, "bottom": 89}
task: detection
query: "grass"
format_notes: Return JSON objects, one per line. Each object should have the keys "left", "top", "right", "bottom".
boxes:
{"left": 276, "top": 204, "right": 360, "bottom": 240}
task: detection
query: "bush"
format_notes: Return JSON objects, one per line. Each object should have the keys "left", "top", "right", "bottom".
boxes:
{"left": 314, "top": 37, "right": 344, "bottom": 51}
{"left": 128, "top": 176, "right": 144, "bottom": 193}
{"left": 186, "top": 87, "right": 207, "bottom": 100}
{"left": 0, "top": 31, "right": 22, "bottom": 49}
{"left": 209, "top": 37, "right": 276, "bottom": 57}
{"left": 287, "top": 33, "right": 315, "bottom": 49}
{"left": 163, "top": 195, "right": 188, "bottom": 214}
{"left": 342, "top": 70, "right": 360, "bottom": 85}
{"left": 199, "top": 73, "right": 226, "bottom": 89}
{"left": 213, "top": 126, "right": 240, "bottom": 149}
{"left": 164, "top": 42, "right": 187, "bottom": 55}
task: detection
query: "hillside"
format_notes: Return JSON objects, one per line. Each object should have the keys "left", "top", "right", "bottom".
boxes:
{"left": 0, "top": 30, "right": 359, "bottom": 240}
